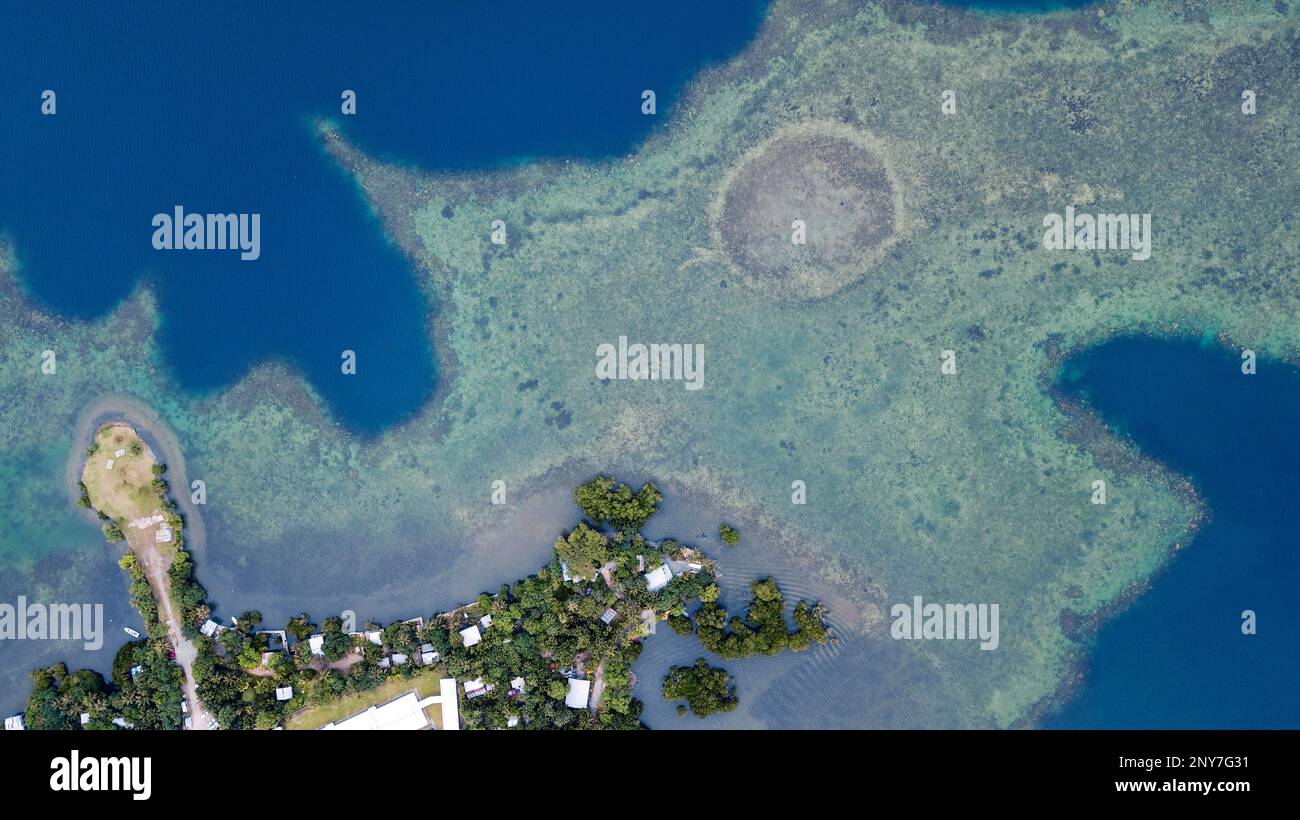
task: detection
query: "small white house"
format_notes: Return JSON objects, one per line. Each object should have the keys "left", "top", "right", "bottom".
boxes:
{"left": 308, "top": 634, "right": 325, "bottom": 656}
{"left": 114, "top": 448, "right": 126, "bottom": 458}
{"left": 459, "top": 625, "right": 482, "bottom": 648}
{"left": 565, "top": 678, "right": 591, "bottom": 709}
{"left": 510, "top": 676, "right": 526, "bottom": 694}
{"left": 645, "top": 564, "right": 673, "bottom": 593}
{"left": 200, "top": 619, "right": 221, "bottom": 637}
{"left": 155, "top": 525, "right": 173, "bottom": 543}
{"left": 464, "top": 677, "right": 492, "bottom": 699}
{"left": 104, "top": 459, "right": 114, "bottom": 471}
{"left": 4, "top": 714, "right": 24, "bottom": 731}
{"left": 479, "top": 614, "right": 493, "bottom": 630}
{"left": 275, "top": 686, "right": 294, "bottom": 702}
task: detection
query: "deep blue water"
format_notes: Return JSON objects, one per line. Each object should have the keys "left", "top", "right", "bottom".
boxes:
{"left": 0, "top": 2, "right": 766, "bottom": 433}
{"left": 1049, "top": 337, "right": 1300, "bottom": 728}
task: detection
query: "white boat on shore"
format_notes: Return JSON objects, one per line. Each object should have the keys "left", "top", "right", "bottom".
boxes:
{"left": 123, "top": 627, "right": 141, "bottom": 638}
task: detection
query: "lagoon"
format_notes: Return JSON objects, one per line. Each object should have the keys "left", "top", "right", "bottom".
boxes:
{"left": 1049, "top": 337, "right": 1300, "bottom": 728}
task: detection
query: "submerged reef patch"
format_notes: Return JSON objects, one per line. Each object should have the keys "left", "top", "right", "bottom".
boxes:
{"left": 715, "top": 123, "right": 904, "bottom": 300}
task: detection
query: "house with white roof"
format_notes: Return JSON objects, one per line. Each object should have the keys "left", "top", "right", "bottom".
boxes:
{"left": 275, "top": 686, "right": 294, "bottom": 701}
{"left": 510, "top": 676, "right": 526, "bottom": 695}
{"left": 4, "top": 714, "right": 24, "bottom": 731}
{"left": 644, "top": 563, "right": 673, "bottom": 593}
{"left": 459, "top": 624, "right": 482, "bottom": 647}
{"left": 308, "top": 634, "right": 325, "bottom": 656}
{"left": 463, "top": 677, "right": 494, "bottom": 699}
{"left": 565, "top": 678, "right": 591, "bottom": 709}
{"left": 321, "top": 691, "right": 438, "bottom": 731}
{"left": 479, "top": 614, "right": 493, "bottom": 630}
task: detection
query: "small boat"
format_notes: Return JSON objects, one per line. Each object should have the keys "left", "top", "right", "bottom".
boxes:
{"left": 123, "top": 627, "right": 141, "bottom": 638}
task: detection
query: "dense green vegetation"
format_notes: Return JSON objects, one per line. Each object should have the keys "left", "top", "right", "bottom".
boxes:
{"left": 719, "top": 523, "right": 740, "bottom": 545}
{"left": 662, "top": 659, "right": 738, "bottom": 717}
{"left": 553, "top": 522, "right": 609, "bottom": 581}
{"left": 574, "top": 475, "right": 662, "bottom": 531}
{"left": 24, "top": 640, "right": 183, "bottom": 730}
{"left": 694, "top": 577, "right": 830, "bottom": 658}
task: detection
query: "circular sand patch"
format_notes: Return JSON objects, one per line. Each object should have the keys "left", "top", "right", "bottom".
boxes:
{"left": 716, "top": 125, "right": 901, "bottom": 300}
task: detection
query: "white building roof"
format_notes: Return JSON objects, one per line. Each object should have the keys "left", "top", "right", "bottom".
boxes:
{"left": 421, "top": 651, "right": 438, "bottom": 665}
{"left": 275, "top": 686, "right": 294, "bottom": 701}
{"left": 439, "top": 678, "right": 460, "bottom": 731}
{"left": 565, "top": 678, "right": 591, "bottom": 709}
{"left": 645, "top": 564, "right": 673, "bottom": 593}
{"left": 459, "top": 625, "right": 481, "bottom": 647}
{"left": 479, "top": 614, "right": 493, "bottom": 629}
{"left": 510, "top": 676, "right": 525, "bottom": 693}
{"left": 308, "top": 634, "right": 325, "bottom": 655}
{"left": 4, "top": 714, "right": 24, "bottom": 731}
{"left": 365, "top": 630, "right": 383, "bottom": 645}
{"left": 320, "top": 691, "right": 432, "bottom": 731}
{"left": 200, "top": 619, "right": 220, "bottom": 637}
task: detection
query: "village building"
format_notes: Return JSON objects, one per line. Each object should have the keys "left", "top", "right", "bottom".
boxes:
{"left": 645, "top": 563, "right": 673, "bottom": 593}
{"left": 565, "top": 678, "right": 591, "bottom": 709}
{"left": 275, "top": 686, "right": 294, "bottom": 701}
{"left": 463, "top": 677, "right": 494, "bottom": 699}
{"left": 459, "top": 624, "right": 482, "bottom": 647}
{"left": 320, "top": 687, "right": 451, "bottom": 731}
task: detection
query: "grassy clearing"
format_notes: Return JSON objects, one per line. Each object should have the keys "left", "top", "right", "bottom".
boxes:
{"left": 81, "top": 423, "right": 157, "bottom": 524}
{"left": 284, "top": 667, "right": 447, "bottom": 730}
